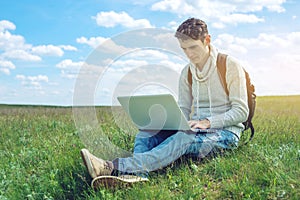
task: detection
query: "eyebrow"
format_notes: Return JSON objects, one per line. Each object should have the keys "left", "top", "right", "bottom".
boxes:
{"left": 181, "top": 45, "right": 198, "bottom": 49}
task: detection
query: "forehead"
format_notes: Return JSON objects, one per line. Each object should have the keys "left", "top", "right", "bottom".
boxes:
{"left": 178, "top": 39, "right": 203, "bottom": 48}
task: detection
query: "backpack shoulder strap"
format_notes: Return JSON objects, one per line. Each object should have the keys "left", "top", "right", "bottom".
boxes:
{"left": 217, "top": 53, "right": 229, "bottom": 96}
{"left": 187, "top": 66, "right": 192, "bottom": 86}
{"left": 244, "top": 122, "right": 255, "bottom": 145}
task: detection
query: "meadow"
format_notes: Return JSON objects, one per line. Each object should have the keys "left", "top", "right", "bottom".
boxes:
{"left": 0, "top": 96, "right": 299, "bottom": 200}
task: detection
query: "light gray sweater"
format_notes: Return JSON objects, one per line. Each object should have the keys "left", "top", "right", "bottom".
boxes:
{"left": 178, "top": 45, "right": 249, "bottom": 138}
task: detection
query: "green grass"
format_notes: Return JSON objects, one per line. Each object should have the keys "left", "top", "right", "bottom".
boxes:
{"left": 0, "top": 96, "right": 299, "bottom": 199}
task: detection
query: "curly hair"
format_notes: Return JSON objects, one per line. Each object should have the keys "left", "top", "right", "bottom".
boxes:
{"left": 175, "top": 18, "right": 208, "bottom": 42}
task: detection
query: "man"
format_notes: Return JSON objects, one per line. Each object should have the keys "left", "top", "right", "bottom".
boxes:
{"left": 81, "top": 18, "right": 249, "bottom": 187}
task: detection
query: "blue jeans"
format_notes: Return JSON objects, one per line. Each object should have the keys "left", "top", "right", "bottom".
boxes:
{"left": 115, "top": 129, "right": 238, "bottom": 175}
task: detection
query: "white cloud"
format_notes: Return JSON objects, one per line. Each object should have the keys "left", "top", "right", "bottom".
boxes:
{"left": 94, "top": 48, "right": 186, "bottom": 104}
{"left": 0, "top": 28, "right": 30, "bottom": 51}
{"left": 151, "top": 0, "right": 194, "bottom": 15}
{"left": 59, "top": 45, "right": 77, "bottom": 51}
{"left": 2, "top": 50, "right": 41, "bottom": 61}
{"left": 151, "top": 0, "right": 286, "bottom": 28}
{"left": 76, "top": 36, "right": 132, "bottom": 57}
{"left": 30, "top": 44, "right": 77, "bottom": 57}
{"left": 214, "top": 32, "right": 295, "bottom": 55}
{"left": 0, "top": 20, "right": 77, "bottom": 66}
{"left": 76, "top": 36, "right": 107, "bottom": 49}
{"left": 93, "top": 11, "right": 154, "bottom": 28}
{"left": 31, "top": 45, "right": 64, "bottom": 57}
{"left": 16, "top": 74, "right": 49, "bottom": 89}
{"left": 167, "top": 21, "right": 179, "bottom": 30}
{"left": 105, "top": 49, "right": 186, "bottom": 77}
{"left": 0, "top": 68, "right": 10, "bottom": 75}
{"left": 266, "top": 3, "right": 286, "bottom": 13}
{"left": 212, "top": 31, "right": 300, "bottom": 95}
{"left": 126, "top": 49, "right": 169, "bottom": 60}
{"left": 15, "top": 74, "right": 45, "bottom": 81}
{"left": 0, "top": 59, "right": 15, "bottom": 75}
{"left": 221, "top": 14, "right": 265, "bottom": 25}
{"left": 51, "top": 90, "right": 60, "bottom": 95}
{"left": 56, "top": 59, "right": 84, "bottom": 79}
{"left": 31, "top": 44, "right": 77, "bottom": 57}
{"left": 109, "top": 59, "right": 149, "bottom": 73}
{"left": 159, "top": 59, "right": 185, "bottom": 73}
{"left": 56, "top": 59, "right": 84, "bottom": 69}
{"left": 287, "top": 32, "right": 300, "bottom": 44}
{"left": 211, "top": 22, "right": 226, "bottom": 29}
{"left": 0, "top": 20, "right": 16, "bottom": 32}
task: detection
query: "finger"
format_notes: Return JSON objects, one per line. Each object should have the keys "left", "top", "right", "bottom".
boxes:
{"left": 191, "top": 122, "right": 199, "bottom": 128}
{"left": 188, "top": 120, "right": 195, "bottom": 126}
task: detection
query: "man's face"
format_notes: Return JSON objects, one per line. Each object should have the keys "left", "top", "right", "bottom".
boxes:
{"left": 179, "top": 38, "right": 209, "bottom": 65}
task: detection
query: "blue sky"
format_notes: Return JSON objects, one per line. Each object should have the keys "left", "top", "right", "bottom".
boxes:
{"left": 0, "top": 0, "right": 300, "bottom": 105}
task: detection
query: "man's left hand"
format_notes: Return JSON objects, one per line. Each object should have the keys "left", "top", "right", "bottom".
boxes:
{"left": 188, "top": 119, "right": 211, "bottom": 129}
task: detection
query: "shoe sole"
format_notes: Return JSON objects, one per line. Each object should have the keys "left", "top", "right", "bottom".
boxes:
{"left": 91, "top": 175, "right": 149, "bottom": 189}
{"left": 80, "top": 149, "right": 97, "bottom": 179}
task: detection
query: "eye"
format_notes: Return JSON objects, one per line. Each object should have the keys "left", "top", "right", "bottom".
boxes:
{"left": 190, "top": 45, "right": 198, "bottom": 49}
{"left": 180, "top": 46, "right": 186, "bottom": 50}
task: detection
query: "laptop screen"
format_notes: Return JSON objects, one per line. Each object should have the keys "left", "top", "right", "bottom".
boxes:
{"left": 117, "top": 94, "right": 190, "bottom": 131}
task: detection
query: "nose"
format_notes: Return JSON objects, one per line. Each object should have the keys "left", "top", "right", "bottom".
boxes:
{"left": 186, "top": 49, "right": 195, "bottom": 59}
{"left": 185, "top": 48, "right": 193, "bottom": 58}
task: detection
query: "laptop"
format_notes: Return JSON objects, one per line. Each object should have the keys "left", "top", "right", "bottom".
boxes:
{"left": 117, "top": 94, "right": 213, "bottom": 133}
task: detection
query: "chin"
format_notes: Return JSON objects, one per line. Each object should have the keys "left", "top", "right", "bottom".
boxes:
{"left": 191, "top": 60, "right": 199, "bottom": 65}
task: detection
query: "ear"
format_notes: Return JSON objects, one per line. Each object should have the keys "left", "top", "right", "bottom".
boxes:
{"left": 204, "top": 35, "right": 211, "bottom": 45}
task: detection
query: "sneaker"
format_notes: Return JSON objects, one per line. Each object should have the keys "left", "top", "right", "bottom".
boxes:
{"left": 80, "top": 148, "right": 113, "bottom": 179}
{"left": 91, "top": 175, "right": 149, "bottom": 189}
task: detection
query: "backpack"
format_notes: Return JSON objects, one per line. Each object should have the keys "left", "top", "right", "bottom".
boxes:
{"left": 187, "top": 53, "right": 256, "bottom": 144}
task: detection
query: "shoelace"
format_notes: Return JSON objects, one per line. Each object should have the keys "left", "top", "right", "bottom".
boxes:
{"left": 104, "top": 162, "right": 112, "bottom": 171}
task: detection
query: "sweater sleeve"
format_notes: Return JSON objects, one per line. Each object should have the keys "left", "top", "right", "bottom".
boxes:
{"left": 207, "top": 56, "right": 249, "bottom": 129}
{"left": 178, "top": 65, "right": 193, "bottom": 120}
